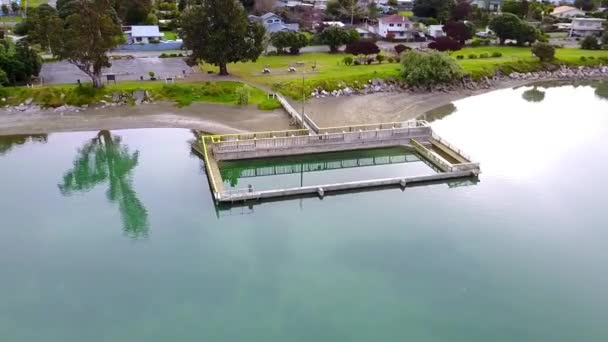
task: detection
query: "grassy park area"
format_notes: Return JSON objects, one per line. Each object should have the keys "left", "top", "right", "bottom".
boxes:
{"left": 0, "top": 81, "right": 281, "bottom": 110}
{"left": 199, "top": 46, "right": 608, "bottom": 98}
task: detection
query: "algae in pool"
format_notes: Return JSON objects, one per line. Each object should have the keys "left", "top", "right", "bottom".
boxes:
{"left": 218, "top": 147, "right": 440, "bottom": 191}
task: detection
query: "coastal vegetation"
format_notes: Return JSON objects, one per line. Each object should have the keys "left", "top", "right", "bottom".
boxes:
{"left": 400, "top": 50, "right": 464, "bottom": 88}
{"left": 0, "top": 81, "right": 281, "bottom": 110}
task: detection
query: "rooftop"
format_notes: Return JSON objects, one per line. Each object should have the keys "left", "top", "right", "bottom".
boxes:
{"left": 552, "top": 6, "right": 581, "bottom": 14}
{"left": 128, "top": 26, "right": 162, "bottom": 38}
{"left": 379, "top": 15, "right": 412, "bottom": 24}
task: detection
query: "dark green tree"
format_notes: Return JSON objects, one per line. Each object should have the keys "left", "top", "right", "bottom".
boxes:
{"left": 319, "top": 26, "right": 358, "bottom": 53}
{"left": 574, "top": 0, "right": 596, "bottom": 11}
{"left": 271, "top": 31, "right": 309, "bottom": 55}
{"left": 489, "top": 13, "right": 522, "bottom": 45}
{"left": 516, "top": 23, "right": 538, "bottom": 46}
{"left": 0, "top": 40, "right": 42, "bottom": 85}
{"left": 180, "top": 0, "right": 265, "bottom": 75}
{"left": 58, "top": 131, "right": 149, "bottom": 238}
{"left": 413, "top": 0, "right": 451, "bottom": 22}
{"left": 20, "top": 4, "right": 63, "bottom": 53}
{"left": 112, "top": 0, "right": 153, "bottom": 24}
{"left": 50, "top": 0, "right": 124, "bottom": 88}
{"left": 531, "top": 42, "right": 555, "bottom": 61}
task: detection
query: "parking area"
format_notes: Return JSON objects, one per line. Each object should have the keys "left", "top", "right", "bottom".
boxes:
{"left": 40, "top": 57, "right": 195, "bottom": 85}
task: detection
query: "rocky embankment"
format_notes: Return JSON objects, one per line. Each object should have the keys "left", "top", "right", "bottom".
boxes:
{"left": 309, "top": 65, "right": 608, "bottom": 98}
{"left": 2, "top": 89, "right": 154, "bottom": 114}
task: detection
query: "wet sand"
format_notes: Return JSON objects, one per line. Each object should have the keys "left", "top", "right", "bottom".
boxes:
{"left": 303, "top": 79, "right": 531, "bottom": 126}
{"left": 0, "top": 102, "right": 294, "bottom": 135}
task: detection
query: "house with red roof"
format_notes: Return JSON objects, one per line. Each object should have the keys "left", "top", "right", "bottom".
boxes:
{"left": 370, "top": 15, "right": 415, "bottom": 40}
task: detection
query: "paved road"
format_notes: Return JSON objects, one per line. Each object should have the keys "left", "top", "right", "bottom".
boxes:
{"left": 41, "top": 57, "right": 194, "bottom": 85}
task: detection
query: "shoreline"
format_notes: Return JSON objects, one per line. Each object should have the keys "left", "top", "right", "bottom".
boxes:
{"left": 0, "top": 77, "right": 604, "bottom": 136}
{"left": 0, "top": 102, "right": 293, "bottom": 136}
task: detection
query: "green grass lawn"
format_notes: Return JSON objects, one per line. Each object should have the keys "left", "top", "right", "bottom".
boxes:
{"left": 399, "top": 11, "right": 414, "bottom": 17}
{"left": 22, "top": 0, "right": 48, "bottom": 7}
{"left": 208, "top": 47, "right": 608, "bottom": 97}
{"left": 0, "top": 81, "right": 280, "bottom": 110}
{"left": 163, "top": 31, "right": 178, "bottom": 40}
{"left": 0, "top": 16, "right": 23, "bottom": 23}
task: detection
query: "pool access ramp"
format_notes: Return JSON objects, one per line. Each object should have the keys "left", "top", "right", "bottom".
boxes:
{"left": 192, "top": 120, "right": 480, "bottom": 203}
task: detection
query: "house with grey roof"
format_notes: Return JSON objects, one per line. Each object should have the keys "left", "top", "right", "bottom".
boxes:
{"left": 249, "top": 13, "right": 300, "bottom": 34}
{"left": 123, "top": 25, "right": 164, "bottom": 44}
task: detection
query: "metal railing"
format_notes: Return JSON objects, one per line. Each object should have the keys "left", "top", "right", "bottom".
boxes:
{"left": 431, "top": 132, "right": 473, "bottom": 162}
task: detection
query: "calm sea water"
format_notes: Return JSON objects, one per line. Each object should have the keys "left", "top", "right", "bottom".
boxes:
{"left": 1, "top": 82, "right": 607, "bottom": 342}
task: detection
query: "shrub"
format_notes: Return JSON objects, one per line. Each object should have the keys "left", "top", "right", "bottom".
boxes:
{"left": 376, "top": 54, "right": 386, "bottom": 64}
{"left": 491, "top": 51, "right": 503, "bottom": 57}
{"left": 589, "top": 56, "right": 595, "bottom": 60}
{"left": 387, "top": 56, "right": 395, "bottom": 63}
{"left": 345, "top": 41, "right": 380, "bottom": 56}
{"left": 581, "top": 36, "right": 600, "bottom": 50}
{"left": 400, "top": 50, "right": 464, "bottom": 88}
{"left": 343, "top": 56, "right": 354, "bottom": 66}
{"left": 602, "top": 32, "right": 608, "bottom": 46}
{"left": 531, "top": 42, "right": 555, "bottom": 62}
{"left": 353, "top": 59, "right": 361, "bottom": 65}
{"left": 470, "top": 37, "right": 491, "bottom": 47}
{"left": 394, "top": 44, "right": 410, "bottom": 54}
{"left": 428, "top": 36, "right": 462, "bottom": 51}
{"left": 580, "top": 56, "right": 587, "bottom": 61}
{"left": 456, "top": 55, "right": 464, "bottom": 59}
{"left": 148, "top": 71, "right": 156, "bottom": 80}
{"left": 479, "top": 53, "right": 489, "bottom": 58}
{"left": 468, "top": 54, "right": 478, "bottom": 59}
{"left": 365, "top": 57, "right": 374, "bottom": 65}
{"left": 235, "top": 85, "right": 251, "bottom": 105}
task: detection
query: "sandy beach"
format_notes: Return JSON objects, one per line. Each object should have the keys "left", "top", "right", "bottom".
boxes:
{"left": 0, "top": 102, "right": 294, "bottom": 136}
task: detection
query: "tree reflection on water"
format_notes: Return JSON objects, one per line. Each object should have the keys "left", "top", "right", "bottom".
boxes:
{"left": 522, "top": 87, "right": 546, "bottom": 103}
{"left": 58, "top": 130, "right": 149, "bottom": 239}
{"left": 0, "top": 134, "right": 48, "bottom": 156}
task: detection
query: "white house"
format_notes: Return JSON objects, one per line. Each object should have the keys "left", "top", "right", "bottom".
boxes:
{"left": 569, "top": 18, "right": 606, "bottom": 37}
{"left": 370, "top": 15, "right": 414, "bottom": 40}
{"left": 551, "top": 6, "right": 585, "bottom": 18}
{"left": 249, "top": 12, "right": 300, "bottom": 34}
{"left": 471, "top": 0, "right": 503, "bottom": 11}
{"left": 123, "top": 26, "right": 163, "bottom": 44}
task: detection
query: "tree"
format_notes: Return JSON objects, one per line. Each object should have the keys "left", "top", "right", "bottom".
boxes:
{"left": 345, "top": 41, "right": 380, "bottom": 56}
{"left": 326, "top": 0, "right": 362, "bottom": 25}
{"left": 253, "top": 0, "right": 277, "bottom": 13}
{"left": 271, "top": 31, "right": 309, "bottom": 55}
{"left": 413, "top": 0, "right": 451, "bottom": 22}
{"left": 574, "top": 0, "right": 595, "bottom": 11}
{"left": 58, "top": 131, "right": 149, "bottom": 238}
{"left": 502, "top": 0, "right": 524, "bottom": 17}
{"left": 0, "top": 40, "right": 42, "bottom": 85}
{"left": 531, "top": 42, "right": 555, "bottom": 61}
{"left": 451, "top": 0, "right": 471, "bottom": 20}
{"left": 1, "top": 4, "right": 9, "bottom": 15}
{"left": 10, "top": 1, "right": 19, "bottom": 13}
{"left": 594, "top": 81, "right": 608, "bottom": 100}
{"left": 368, "top": 0, "right": 378, "bottom": 20}
{"left": 21, "top": 4, "right": 63, "bottom": 53}
{"left": 516, "top": 23, "right": 538, "bottom": 46}
{"left": 601, "top": 31, "right": 608, "bottom": 45}
{"left": 581, "top": 35, "right": 600, "bottom": 50}
{"left": 395, "top": 44, "right": 411, "bottom": 54}
{"left": 112, "top": 0, "right": 153, "bottom": 24}
{"left": 400, "top": 50, "right": 464, "bottom": 88}
{"left": 319, "top": 26, "right": 358, "bottom": 53}
{"left": 50, "top": 0, "right": 124, "bottom": 88}
{"left": 181, "top": 0, "right": 266, "bottom": 75}
{"left": 428, "top": 36, "right": 462, "bottom": 50}
{"left": 144, "top": 12, "right": 158, "bottom": 25}
{"left": 443, "top": 21, "right": 473, "bottom": 45}
{"left": 489, "top": 13, "right": 522, "bottom": 45}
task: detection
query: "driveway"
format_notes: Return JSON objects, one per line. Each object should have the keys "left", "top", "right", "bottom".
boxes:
{"left": 40, "top": 57, "right": 194, "bottom": 85}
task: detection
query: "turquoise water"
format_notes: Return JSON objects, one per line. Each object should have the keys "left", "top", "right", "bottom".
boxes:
{"left": 219, "top": 147, "right": 439, "bottom": 191}
{"left": 1, "top": 83, "right": 608, "bottom": 341}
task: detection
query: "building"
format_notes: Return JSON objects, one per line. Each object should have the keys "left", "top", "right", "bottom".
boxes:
{"left": 123, "top": 26, "right": 163, "bottom": 44}
{"left": 569, "top": 17, "right": 606, "bottom": 37}
{"left": 471, "top": 0, "right": 503, "bottom": 11}
{"left": 356, "top": 28, "right": 373, "bottom": 39}
{"left": 427, "top": 25, "right": 445, "bottom": 39}
{"left": 369, "top": 14, "right": 414, "bottom": 40}
{"left": 249, "top": 13, "right": 300, "bottom": 34}
{"left": 551, "top": 6, "right": 585, "bottom": 18}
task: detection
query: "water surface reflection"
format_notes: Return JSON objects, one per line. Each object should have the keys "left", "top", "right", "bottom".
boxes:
{"left": 58, "top": 130, "right": 149, "bottom": 238}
